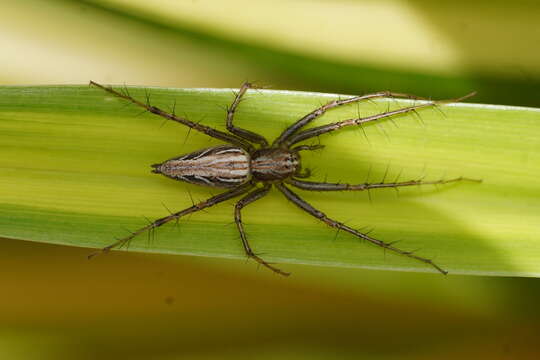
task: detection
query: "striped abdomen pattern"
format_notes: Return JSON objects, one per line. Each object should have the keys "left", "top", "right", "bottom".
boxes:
{"left": 152, "top": 145, "right": 251, "bottom": 188}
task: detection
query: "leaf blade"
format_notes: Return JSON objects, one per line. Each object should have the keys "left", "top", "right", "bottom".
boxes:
{"left": 1, "top": 85, "right": 539, "bottom": 276}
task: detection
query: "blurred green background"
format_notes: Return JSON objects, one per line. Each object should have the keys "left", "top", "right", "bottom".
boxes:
{"left": 1, "top": 0, "right": 539, "bottom": 359}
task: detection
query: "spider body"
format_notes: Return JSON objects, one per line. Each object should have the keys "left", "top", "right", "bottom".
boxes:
{"left": 152, "top": 146, "right": 302, "bottom": 187}
{"left": 89, "top": 81, "right": 477, "bottom": 276}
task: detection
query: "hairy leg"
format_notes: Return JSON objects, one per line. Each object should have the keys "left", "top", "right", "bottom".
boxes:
{"left": 273, "top": 91, "right": 429, "bottom": 146}
{"left": 227, "top": 82, "right": 269, "bottom": 146}
{"left": 234, "top": 184, "right": 290, "bottom": 276}
{"left": 287, "top": 177, "right": 481, "bottom": 191}
{"left": 276, "top": 183, "right": 448, "bottom": 274}
{"left": 88, "top": 183, "right": 253, "bottom": 258}
{"left": 89, "top": 81, "right": 253, "bottom": 151}
{"left": 287, "top": 92, "right": 475, "bottom": 145}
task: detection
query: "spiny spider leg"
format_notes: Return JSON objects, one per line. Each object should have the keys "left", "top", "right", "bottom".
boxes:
{"left": 227, "top": 82, "right": 269, "bottom": 146}
{"left": 235, "top": 184, "right": 290, "bottom": 276}
{"left": 287, "top": 177, "right": 482, "bottom": 191}
{"left": 273, "top": 91, "right": 429, "bottom": 146}
{"left": 287, "top": 102, "right": 432, "bottom": 145}
{"left": 292, "top": 144, "right": 325, "bottom": 152}
{"left": 275, "top": 183, "right": 448, "bottom": 274}
{"left": 287, "top": 92, "right": 476, "bottom": 146}
{"left": 89, "top": 81, "right": 253, "bottom": 151}
{"left": 88, "top": 183, "right": 253, "bottom": 259}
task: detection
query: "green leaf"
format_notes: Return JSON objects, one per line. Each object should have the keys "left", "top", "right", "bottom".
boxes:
{"left": 1, "top": 85, "right": 539, "bottom": 276}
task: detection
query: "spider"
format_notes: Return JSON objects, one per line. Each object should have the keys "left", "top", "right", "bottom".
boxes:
{"left": 89, "top": 81, "right": 477, "bottom": 276}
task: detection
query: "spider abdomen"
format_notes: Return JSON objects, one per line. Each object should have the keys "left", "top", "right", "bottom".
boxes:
{"left": 151, "top": 145, "right": 251, "bottom": 188}
{"left": 251, "top": 148, "right": 300, "bottom": 181}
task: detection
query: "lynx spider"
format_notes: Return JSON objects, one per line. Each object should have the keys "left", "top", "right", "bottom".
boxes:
{"left": 89, "top": 81, "right": 477, "bottom": 276}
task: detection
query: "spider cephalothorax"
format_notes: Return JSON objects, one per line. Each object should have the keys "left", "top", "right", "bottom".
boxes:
{"left": 251, "top": 148, "right": 302, "bottom": 181}
{"left": 89, "top": 81, "right": 477, "bottom": 276}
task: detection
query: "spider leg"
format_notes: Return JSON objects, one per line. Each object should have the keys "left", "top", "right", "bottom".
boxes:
{"left": 275, "top": 183, "right": 448, "bottom": 275}
{"left": 227, "top": 82, "right": 269, "bottom": 146}
{"left": 273, "top": 91, "right": 431, "bottom": 147}
{"left": 294, "top": 168, "right": 312, "bottom": 179}
{"left": 291, "top": 144, "right": 325, "bottom": 153}
{"left": 286, "top": 92, "right": 476, "bottom": 146}
{"left": 88, "top": 183, "right": 253, "bottom": 258}
{"left": 89, "top": 81, "right": 253, "bottom": 151}
{"left": 287, "top": 177, "right": 481, "bottom": 191}
{"left": 235, "top": 184, "right": 290, "bottom": 276}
